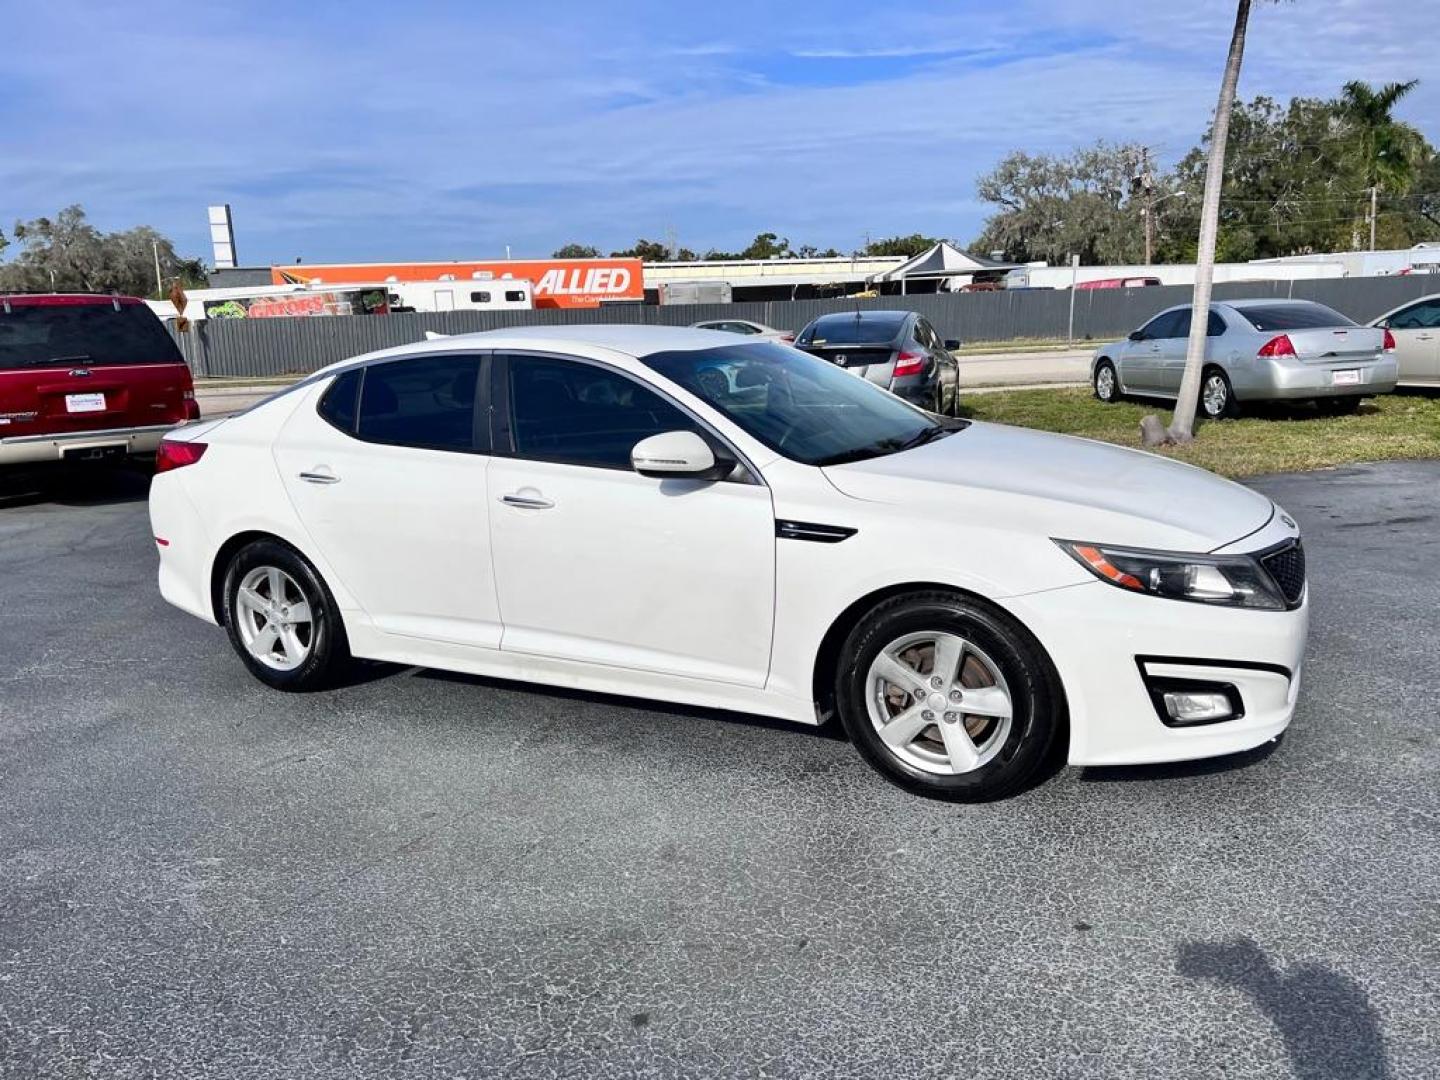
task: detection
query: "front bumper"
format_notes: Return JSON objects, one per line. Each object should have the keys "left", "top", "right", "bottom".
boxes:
{"left": 1004, "top": 580, "right": 1308, "bottom": 767}
{"left": 0, "top": 423, "right": 176, "bottom": 467}
{"left": 1237, "top": 356, "right": 1398, "bottom": 400}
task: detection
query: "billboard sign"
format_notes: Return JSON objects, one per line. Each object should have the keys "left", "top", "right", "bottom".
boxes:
{"left": 272, "top": 259, "right": 644, "bottom": 309}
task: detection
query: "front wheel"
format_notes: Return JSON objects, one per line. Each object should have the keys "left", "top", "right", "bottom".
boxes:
{"left": 835, "top": 592, "right": 1063, "bottom": 801}
{"left": 222, "top": 539, "right": 350, "bottom": 691}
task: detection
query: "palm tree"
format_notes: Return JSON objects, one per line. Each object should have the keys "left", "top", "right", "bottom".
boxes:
{"left": 1146, "top": 0, "right": 1253, "bottom": 446}
{"left": 1338, "top": 79, "right": 1423, "bottom": 191}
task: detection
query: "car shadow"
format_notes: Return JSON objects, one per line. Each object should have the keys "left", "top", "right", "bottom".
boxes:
{"left": 1078, "top": 735, "right": 1281, "bottom": 783}
{"left": 413, "top": 666, "right": 849, "bottom": 742}
{"left": 0, "top": 464, "right": 153, "bottom": 509}
{"left": 1176, "top": 936, "right": 1392, "bottom": 1079}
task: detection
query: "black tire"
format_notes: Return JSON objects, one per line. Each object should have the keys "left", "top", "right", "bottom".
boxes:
{"left": 1093, "top": 359, "right": 1121, "bottom": 403}
{"left": 1198, "top": 367, "right": 1240, "bottom": 420}
{"left": 221, "top": 539, "right": 351, "bottom": 691}
{"left": 1316, "top": 396, "right": 1361, "bottom": 416}
{"left": 834, "top": 591, "right": 1064, "bottom": 801}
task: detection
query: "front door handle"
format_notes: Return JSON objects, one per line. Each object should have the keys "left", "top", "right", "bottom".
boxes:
{"left": 299, "top": 468, "right": 340, "bottom": 485}
{"left": 501, "top": 493, "right": 554, "bottom": 510}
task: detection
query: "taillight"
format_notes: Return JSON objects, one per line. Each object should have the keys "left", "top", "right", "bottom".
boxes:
{"left": 893, "top": 350, "right": 926, "bottom": 377}
{"left": 1383, "top": 328, "right": 1396, "bottom": 353}
{"left": 779, "top": 332, "right": 795, "bottom": 343}
{"left": 156, "top": 439, "right": 206, "bottom": 473}
{"left": 1257, "top": 334, "right": 1296, "bottom": 359}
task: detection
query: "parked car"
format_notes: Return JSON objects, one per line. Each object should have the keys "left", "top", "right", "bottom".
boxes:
{"left": 1091, "top": 299, "right": 1398, "bottom": 418}
{"left": 794, "top": 310, "right": 961, "bottom": 415}
{"left": 690, "top": 318, "right": 794, "bottom": 344}
{"left": 1371, "top": 293, "right": 1440, "bottom": 386}
{"left": 1076, "top": 276, "right": 1163, "bottom": 290}
{"left": 0, "top": 294, "right": 198, "bottom": 469}
{"left": 151, "top": 326, "right": 1307, "bottom": 801}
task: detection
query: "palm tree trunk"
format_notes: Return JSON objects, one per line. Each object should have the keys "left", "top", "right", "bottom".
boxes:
{"left": 1167, "top": 0, "right": 1252, "bottom": 442}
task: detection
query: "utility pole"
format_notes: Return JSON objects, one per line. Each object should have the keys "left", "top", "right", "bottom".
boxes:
{"left": 1135, "top": 147, "right": 1158, "bottom": 266}
{"left": 152, "top": 240, "right": 163, "bottom": 296}
{"left": 1368, "top": 185, "right": 1379, "bottom": 251}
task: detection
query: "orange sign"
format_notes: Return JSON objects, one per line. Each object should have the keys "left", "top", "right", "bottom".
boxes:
{"left": 273, "top": 259, "right": 645, "bottom": 309}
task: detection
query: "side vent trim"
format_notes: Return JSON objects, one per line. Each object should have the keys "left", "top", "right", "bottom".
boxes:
{"left": 776, "top": 520, "right": 857, "bottom": 544}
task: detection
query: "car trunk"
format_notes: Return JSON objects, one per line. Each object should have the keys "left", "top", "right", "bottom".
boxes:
{"left": 1277, "top": 326, "right": 1386, "bottom": 363}
{"left": 0, "top": 298, "right": 194, "bottom": 443}
{"left": 796, "top": 343, "right": 897, "bottom": 386}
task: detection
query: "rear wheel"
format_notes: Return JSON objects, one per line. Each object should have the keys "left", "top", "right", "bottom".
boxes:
{"left": 835, "top": 592, "right": 1063, "bottom": 801}
{"left": 1093, "top": 359, "right": 1120, "bottom": 403}
{"left": 1199, "top": 367, "right": 1239, "bottom": 420}
{"left": 222, "top": 539, "right": 350, "bottom": 691}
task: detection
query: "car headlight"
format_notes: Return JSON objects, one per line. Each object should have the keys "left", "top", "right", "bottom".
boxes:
{"left": 1054, "top": 540, "right": 1287, "bottom": 610}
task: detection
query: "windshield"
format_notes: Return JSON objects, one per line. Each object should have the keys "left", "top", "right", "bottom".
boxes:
{"left": 804, "top": 313, "right": 906, "bottom": 345}
{"left": 1237, "top": 303, "right": 1356, "bottom": 332}
{"left": 643, "top": 342, "right": 964, "bottom": 467}
{"left": 0, "top": 302, "right": 184, "bottom": 369}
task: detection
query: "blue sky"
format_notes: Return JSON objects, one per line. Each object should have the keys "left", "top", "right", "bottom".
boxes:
{"left": 2, "top": 0, "right": 1436, "bottom": 266}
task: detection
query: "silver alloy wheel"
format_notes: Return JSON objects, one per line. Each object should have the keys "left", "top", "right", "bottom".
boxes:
{"left": 1096, "top": 365, "right": 1116, "bottom": 400}
{"left": 234, "top": 566, "right": 314, "bottom": 672}
{"left": 1203, "top": 373, "right": 1229, "bottom": 416}
{"left": 865, "top": 631, "right": 1014, "bottom": 776}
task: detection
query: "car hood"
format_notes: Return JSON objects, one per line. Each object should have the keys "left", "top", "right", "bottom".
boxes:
{"left": 822, "top": 421, "right": 1275, "bottom": 552}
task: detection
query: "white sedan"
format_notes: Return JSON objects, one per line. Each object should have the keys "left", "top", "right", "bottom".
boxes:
{"left": 150, "top": 327, "right": 1308, "bottom": 800}
{"left": 690, "top": 318, "right": 794, "bottom": 344}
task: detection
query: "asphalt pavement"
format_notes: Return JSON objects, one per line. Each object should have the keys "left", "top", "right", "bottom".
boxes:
{"left": 0, "top": 461, "right": 1436, "bottom": 1079}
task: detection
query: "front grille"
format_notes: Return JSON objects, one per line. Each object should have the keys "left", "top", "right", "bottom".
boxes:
{"left": 1260, "top": 541, "right": 1306, "bottom": 606}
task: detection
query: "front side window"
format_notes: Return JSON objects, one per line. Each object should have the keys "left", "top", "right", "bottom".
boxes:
{"left": 506, "top": 354, "right": 701, "bottom": 470}
{"left": 355, "top": 354, "right": 480, "bottom": 452}
{"left": 1389, "top": 299, "right": 1440, "bottom": 329}
{"left": 1137, "top": 310, "right": 1180, "bottom": 340}
{"left": 644, "top": 342, "right": 959, "bottom": 467}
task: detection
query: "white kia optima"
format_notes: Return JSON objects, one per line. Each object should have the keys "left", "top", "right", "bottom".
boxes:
{"left": 150, "top": 327, "right": 1308, "bottom": 800}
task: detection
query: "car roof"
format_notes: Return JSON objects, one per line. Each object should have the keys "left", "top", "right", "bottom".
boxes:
{"left": 0, "top": 293, "right": 146, "bottom": 308}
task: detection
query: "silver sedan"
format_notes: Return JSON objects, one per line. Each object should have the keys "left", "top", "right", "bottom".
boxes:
{"left": 1091, "top": 299, "right": 1399, "bottom": 418}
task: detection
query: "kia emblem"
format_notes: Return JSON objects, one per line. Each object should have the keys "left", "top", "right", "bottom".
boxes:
{"left": 835, "top": 354, "right": 846, "bottom": 366}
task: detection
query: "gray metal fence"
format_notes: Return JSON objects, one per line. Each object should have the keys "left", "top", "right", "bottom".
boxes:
{"left": 172, "top": 274, "right": 1438, "bottom": 379}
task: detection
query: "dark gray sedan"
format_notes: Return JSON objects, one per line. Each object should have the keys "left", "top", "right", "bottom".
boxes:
{"left": 795, "top": 310, "right": 961, "bottom": 415}
{"left": 1092, "top": 299, "right": 1398, "bottom": 418}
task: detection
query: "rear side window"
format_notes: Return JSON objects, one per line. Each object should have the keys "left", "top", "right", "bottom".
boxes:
{"left": 506, "top": 354, "right": 700, "bottom": 470}
{"left": 1208, "top": 312, "right": 1227, "bottom": 336}
{"left": 1238, "top": 303, "right": 1355, "bottom": 332}
{"left": 0, "top": 302, "right": 184, "bottom": 369}
{"left": 317, "top": 368, "right": 361, "bottom": 433}
{"left": 356, "top": 354, "right": 481, "bottom": 452}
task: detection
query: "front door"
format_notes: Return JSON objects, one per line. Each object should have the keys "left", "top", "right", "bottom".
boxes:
{"left": 1121, "top": 310, "right": 1180, "bottom": 391}
{"left": 1385, "top": 297, "right": 1440, "bottom": 384}
{"left": 486, "top": 351, "right": 776, "bottom": 687}
{"left": 275, "top": 352, "right": 502, "bottom": 648}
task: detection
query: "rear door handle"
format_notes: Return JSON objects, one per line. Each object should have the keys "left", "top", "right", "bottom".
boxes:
{"left": 299, "top": 468, "right": 340, "bottom": 485}
{"left": 501, "top": 493, "right": 554, "bottom": 509}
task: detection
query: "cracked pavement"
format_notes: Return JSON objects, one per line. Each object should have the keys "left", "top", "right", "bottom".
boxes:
{"left": 0, "top": 461, "right": 1436, "bottom": 1078}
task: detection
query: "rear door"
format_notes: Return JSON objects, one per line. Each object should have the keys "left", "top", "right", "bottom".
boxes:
{"left": 274, "top": 352, "right": 501, "bottom": 648}
{"left": 0, "top": 297, "right": 192, "bottom": 441}
{"left": 1382, "top": 297, "right": 1440, "bottom": 383}
{"left": 1155, "top": 309, "right": 1227, "bottom": 392}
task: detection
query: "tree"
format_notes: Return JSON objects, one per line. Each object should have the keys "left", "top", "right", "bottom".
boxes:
{"left": 861, "top": 234, "right": 941, "bottom": 258}
{"left": 0, "top": 205, "right": 206, "bottom": 296}
{"left": 1336, "top": 79, "right": 1427, "bottom": 247}
{"left": 1155, "top": 0, "right": 1254, "bottom": 446}
{"left": 971, "top": 144, "right": 1148, "bottom": 265}
{"left": 552, "top": 243, "right": 601, "bottom": 258}
{"left": 610, "top": 238, "right": 673, "bottom": 261}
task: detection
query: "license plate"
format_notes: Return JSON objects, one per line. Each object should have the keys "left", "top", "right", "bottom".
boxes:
{"left": 1331, "top": 369, "right": 1361, "bottom": 386}
{"left": 65, "top": 392, "right": 106, "bottom": 413}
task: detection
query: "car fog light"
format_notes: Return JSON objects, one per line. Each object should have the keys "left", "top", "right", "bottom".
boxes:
{"left": 1162, "top": 691, "right": 1236, "bottom": 725}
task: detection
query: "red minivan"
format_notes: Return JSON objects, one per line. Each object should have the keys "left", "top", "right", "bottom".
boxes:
{"left": 0, "top": 294, "right": 198, "bottom": 468}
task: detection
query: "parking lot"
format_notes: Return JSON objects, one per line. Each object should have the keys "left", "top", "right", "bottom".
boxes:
{"left": 1, "top": 461, "right": 1436, "bottom": 1079}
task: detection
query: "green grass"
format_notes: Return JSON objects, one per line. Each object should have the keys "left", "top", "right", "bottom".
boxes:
{"left": 963, "top": 388, "right": 1440, "bottom": 478}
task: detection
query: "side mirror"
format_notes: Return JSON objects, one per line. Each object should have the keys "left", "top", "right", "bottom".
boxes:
{"left": 631, "top": 430, "right": 725, "bottom": 480}
{"left": 943, "top": 338, "right": 961, "bottom": 351}
{"left": 1128, "top": 330, "right": 1146, "bottom": 342}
